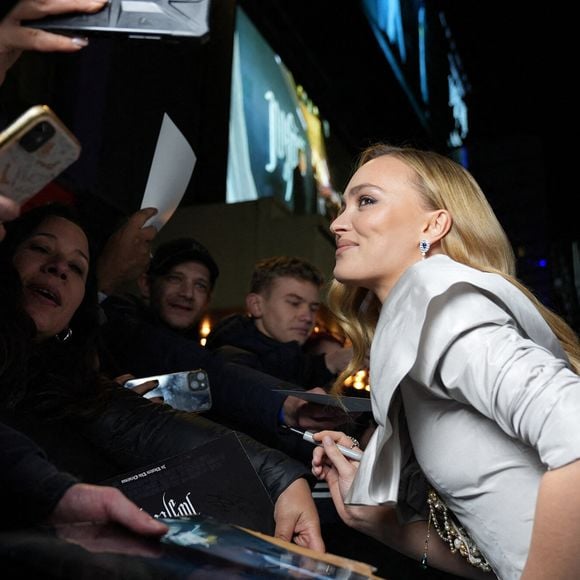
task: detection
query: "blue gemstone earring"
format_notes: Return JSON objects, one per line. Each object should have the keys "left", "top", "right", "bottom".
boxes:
{"left": 419, "top": 239, "right": 430, "bottom": 259}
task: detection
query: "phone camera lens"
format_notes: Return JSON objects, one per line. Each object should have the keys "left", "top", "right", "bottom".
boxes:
{"left": 19, "top": 121, "right": 56, "bottom": 153}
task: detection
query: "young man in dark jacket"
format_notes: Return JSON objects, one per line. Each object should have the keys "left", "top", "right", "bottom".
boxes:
{"left": 205, "top": 257, "right": 383, "bottom": 566}
{"left": 206, "top": 256, "right": 353, "bottom": 389}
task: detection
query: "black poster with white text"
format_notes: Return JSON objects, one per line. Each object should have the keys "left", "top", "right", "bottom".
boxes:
{"left": 102, "top": 432, "right": 275, "bottom": 535}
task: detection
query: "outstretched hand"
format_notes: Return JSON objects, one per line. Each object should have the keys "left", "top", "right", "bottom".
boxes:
{"left": 0, "top": 0, "right": 107, "bottom": 84}
{"left": 273, "top": 478, "right": 325, "bottom": 553}
{"left": 50, "top": 483, "right": 168, "bottom": 536}
{"left": 97, "top": 207, "right": 158, "bottom": 295}
{"left": 282, "top": 387, "right": 350, "bottom": 432}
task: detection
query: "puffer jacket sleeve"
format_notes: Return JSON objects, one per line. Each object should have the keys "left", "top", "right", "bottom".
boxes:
{"left": 78, "top": 386, "right": 312, "bottom": 502}
{"left": 0, "top": 421, "right": 78, "bottom": 527}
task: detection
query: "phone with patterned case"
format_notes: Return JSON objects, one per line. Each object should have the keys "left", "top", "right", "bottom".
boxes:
{"left": 124, "top": 369, "right": 212, "bottom": 413}
{"left": 0, "top": 105, "right": 81, "bottom": 204}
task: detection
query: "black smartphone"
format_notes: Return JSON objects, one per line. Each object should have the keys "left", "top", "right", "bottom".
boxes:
{"left": 23, "top": 0, "right": 211, "bottom": 42}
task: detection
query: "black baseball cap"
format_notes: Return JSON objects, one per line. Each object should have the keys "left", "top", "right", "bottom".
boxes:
{"left": 148, "top": 237, "right": 219, "bottom": 288}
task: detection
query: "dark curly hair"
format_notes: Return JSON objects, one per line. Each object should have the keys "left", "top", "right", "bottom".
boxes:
{"left": 0, "top": 203, "right": 113, "bottom": 418}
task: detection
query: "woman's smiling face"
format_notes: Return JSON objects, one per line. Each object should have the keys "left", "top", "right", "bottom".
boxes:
{"left": 330, "top": 155, "right": 434, "bottom": 301}
{"left": 12, "top": 215, "right": 89, "bottom": 340}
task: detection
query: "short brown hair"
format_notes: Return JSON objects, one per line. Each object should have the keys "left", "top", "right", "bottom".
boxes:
{"left": 250, "top": 256, "right": 324, "bottom": 294}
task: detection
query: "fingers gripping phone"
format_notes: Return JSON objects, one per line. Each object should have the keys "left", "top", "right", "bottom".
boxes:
{"left": 124, "top": 369, "right": 212, "bottom": 413}
{"left": 0, "top": 105, "right": 81, "bottom": 204}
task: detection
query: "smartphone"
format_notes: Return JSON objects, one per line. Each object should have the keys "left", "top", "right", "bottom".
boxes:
{"left": 124, "top": 369, "right": 212, "bottom": 413}
{"left": 0, "top": 105, "right": 81, "bottom": 204}
{"left": 23, "top": 0, "right": 211, "bottom": 42}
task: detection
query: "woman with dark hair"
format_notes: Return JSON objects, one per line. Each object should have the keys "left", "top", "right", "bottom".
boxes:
{"left": 0, "top": 206, "right": 167, "bottom": 535}
{"left": 0, "top": 0, "right": 177, "bottom": 536}
{"left": 0, "top": 203, "right": 324, "bottom": 550}
{"left": 0, "top": 204, "right": 105, "bottom": 417}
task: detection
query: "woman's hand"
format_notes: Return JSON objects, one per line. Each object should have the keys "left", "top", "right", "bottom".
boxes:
{"left": 0, "top": 0, "right": 107, "bottom": 83}
{"left": 311, "top": 430, "right": 406, "bottom": 546}
{"left": 311, "top": 430, "right": 361, "bottom": 527}
{"left": 311, "top": 431, "right": 360, "bottom": 493}
{"left": 273, "top": 477, "right": 325, "bottom": 553}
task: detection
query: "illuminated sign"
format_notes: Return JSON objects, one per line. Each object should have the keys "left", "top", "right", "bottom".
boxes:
{"left": 362, "top": 0, "right": 469, "bottom": 147}
{"left": 263, "top": 88, "right": 307, "bottom": 202}
{"left": 227, "top": 8, "right": 337, "bottom": 214}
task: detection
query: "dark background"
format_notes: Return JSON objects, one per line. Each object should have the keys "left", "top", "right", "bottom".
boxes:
{"left": 1, "top": 0, "right": 577, "bottom": 329}
{"left": 0, "top": 3, "right": 576, "bottom": 576}
{"left": 238, "top": 0, "right": 578, "bottom": 328}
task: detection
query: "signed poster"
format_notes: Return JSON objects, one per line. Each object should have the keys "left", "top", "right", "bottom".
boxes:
{"left": 102, "top": 432, "right": 274, "bottom": 534}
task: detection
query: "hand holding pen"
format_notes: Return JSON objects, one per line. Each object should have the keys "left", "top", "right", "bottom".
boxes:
{"left": 285, "top": 426, "right": 363, "bottom": 461}
{"left": 310, "top": 428, "right": 362, "bottom": 522}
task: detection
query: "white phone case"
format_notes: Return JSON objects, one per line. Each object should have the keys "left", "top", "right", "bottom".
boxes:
{"left": 0, "top": 105, "right": 81, "bottom": 204}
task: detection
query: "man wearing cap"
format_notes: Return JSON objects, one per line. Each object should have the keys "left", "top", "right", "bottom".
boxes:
{"left": 137, "top": 237, "right": 219, "bottom": 339}
{"left": 98, "top": 233, "right": 218, "bottom": 369}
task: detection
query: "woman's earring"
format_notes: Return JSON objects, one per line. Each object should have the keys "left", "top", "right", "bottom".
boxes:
{"left": 419, "top": 239, "right": 431, "bottom": 259}
{"left": 56, "top": 327, "right": 72, "bottom": 343}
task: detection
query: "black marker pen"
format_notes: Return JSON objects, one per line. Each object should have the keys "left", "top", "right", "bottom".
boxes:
{"left": 285, "top": 426, "right": 363, "bottom": 461}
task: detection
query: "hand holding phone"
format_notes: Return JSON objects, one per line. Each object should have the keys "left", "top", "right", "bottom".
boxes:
{"left": 0, "top": 105, "right": 81, "bottom": 205}
{"left": 124, "top": 370, "right": 212, "bottom": 413}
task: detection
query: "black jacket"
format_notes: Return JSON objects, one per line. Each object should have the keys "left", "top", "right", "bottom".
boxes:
{"left": 1, "top": 385, "right": 309, "bottom": 505}
{"left": 206, "top": 314, "right": 335, "bottom": 388}
{"left": 99, "top": 295, "right": 313, "bottom": 461}
{"left": 0, "top": 421, "right": 77, "bottom": 528}
{"left": 206, "top": 315, "right": 371, "bottom": 465}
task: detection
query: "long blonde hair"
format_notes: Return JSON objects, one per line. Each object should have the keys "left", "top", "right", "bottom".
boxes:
{"left": 329, "top": 143, "right": 580, "bottom": 390}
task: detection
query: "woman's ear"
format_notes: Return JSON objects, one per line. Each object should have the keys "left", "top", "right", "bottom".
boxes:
{"left": 423, "top": 209, "right": 452, "bottom": 243}
{"left": 246, "top": 293, "right": 263, "bottom": 318}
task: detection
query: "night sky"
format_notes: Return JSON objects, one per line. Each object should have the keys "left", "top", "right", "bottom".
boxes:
{"left": 241, "top": 0, "right": 576, "bottom": 321}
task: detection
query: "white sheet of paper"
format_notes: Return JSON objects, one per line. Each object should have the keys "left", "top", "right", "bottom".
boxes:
{"left": 140, "top": 113, "right": 196, "bottom": 231}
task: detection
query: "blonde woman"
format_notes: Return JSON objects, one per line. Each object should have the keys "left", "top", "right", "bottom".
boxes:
{"left": 312, "top": 143, "right": 580, "bottom": 579}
